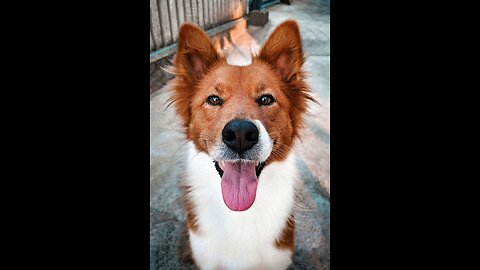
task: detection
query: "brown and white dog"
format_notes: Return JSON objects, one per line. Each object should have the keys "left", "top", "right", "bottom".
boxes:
{"left": 171, "top": 20, "right": 313, "bottom": 270}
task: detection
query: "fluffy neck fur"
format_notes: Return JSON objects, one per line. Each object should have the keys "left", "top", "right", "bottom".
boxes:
{"left": 183, "top": 142, "right": 298, "bottom": 270}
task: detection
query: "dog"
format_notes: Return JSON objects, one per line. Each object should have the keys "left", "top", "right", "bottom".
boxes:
{"left": 170, "top": 20, "right": 313, "bottom": 270}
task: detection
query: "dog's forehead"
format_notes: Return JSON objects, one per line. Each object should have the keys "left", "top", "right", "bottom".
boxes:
{"left": 210, "top": 63, "right": 278, "bottom": 92}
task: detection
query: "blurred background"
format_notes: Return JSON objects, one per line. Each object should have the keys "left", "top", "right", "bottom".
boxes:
{"left": 150, "top": 0, "right": 330, "bottom": 269}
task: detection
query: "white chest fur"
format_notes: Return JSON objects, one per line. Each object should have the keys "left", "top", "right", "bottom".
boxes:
{"left": 184, "top": 142, "right": 298, "bottom": 270}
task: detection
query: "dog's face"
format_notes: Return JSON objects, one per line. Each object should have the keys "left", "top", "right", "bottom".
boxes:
{"left": 172, "top": 21, "right": 312, "bottom": 211}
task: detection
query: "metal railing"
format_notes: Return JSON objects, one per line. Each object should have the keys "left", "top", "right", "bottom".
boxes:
{"left": 150, "top": 0, "right": 249, "bottom": 62}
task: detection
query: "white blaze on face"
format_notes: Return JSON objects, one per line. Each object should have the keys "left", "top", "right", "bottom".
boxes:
{"left": 252, "top": 119, "right": 273, "bottom": 162}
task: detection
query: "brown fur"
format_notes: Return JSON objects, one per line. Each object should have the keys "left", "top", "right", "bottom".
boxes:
{"left": 171, "top": 20, "right": 311, "bottom": 254}
{"left": 275, "top": 215, "right": 295, "bottom": 251}
{"left": 181, "top": 185, "right": 198, "bottom": 232}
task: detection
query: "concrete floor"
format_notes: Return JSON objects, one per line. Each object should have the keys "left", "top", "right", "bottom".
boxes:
{"left": 150, "top": 0, "right": 330, "bottom": 269}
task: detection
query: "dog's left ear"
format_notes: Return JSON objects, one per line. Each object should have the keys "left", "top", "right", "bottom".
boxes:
{"left": 258, "top": 20, "right": 304, "bottom": 82}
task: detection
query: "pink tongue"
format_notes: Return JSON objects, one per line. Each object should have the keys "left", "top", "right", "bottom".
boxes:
{"left": 221, "top": 162, "right": 258, "bottom": 211}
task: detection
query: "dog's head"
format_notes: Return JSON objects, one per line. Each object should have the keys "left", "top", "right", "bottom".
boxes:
{"left": 172, "top": 20, "right": 313, "bottom": 211}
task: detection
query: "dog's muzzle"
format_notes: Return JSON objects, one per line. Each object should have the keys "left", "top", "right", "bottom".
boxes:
{"left": 210, "top": 119, "right": 271, "bottom": 211}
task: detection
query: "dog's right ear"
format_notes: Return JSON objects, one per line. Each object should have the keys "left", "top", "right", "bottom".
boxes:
{"left": 174, "top": 23, "right": 220, "bottom": 82}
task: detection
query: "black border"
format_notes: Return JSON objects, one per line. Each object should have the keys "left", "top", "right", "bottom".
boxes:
{"left": 6, "top": 1, "right": 151, "bottom": 268}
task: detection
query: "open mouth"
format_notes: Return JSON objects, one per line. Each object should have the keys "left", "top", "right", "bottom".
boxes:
{"left": 213, "top": 160, "right": 267, "bottom": 212}
{"left": 214, "top": 160, "right": 266, "bottom": 178}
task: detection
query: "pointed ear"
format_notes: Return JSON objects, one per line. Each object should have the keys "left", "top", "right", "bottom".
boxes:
{"left": 174, "top": 23, "right": 220, "bottom": 82}
{"left": 258, "top": 20, "right": 304, "bottom": 82}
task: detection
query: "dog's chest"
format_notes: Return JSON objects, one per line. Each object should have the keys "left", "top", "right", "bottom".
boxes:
{"left": 184, "top": 143, "right": 298, "bottom": 269}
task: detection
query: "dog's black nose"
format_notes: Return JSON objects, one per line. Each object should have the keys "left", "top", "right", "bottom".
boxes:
{"left": 222, "top": 120, "right": 259, "bottom": 154}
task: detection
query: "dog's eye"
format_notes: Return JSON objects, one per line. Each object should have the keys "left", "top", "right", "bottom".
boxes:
{"left": 207, "top": 95, "right": 223, "bottom": 106}
{"left": 257, "top": 95, "right": 275, "bottom": 106}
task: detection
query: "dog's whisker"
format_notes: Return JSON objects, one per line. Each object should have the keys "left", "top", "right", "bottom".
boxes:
{"left": 190, "top": 148, "right": 204, "bottom": 161}
{"left": 155, "top": 127, "right": 186, "bottom": 134}
{"left": 266, "top": 114, "right": 306, "bottom": 137}
{"left": 277, "top": 144, "right": 297, "bottom": 155}
{"left": 159, "top": 140, "right": 191, "bottom": 171}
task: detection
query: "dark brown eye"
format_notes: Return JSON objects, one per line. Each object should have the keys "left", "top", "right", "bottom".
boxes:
{"left": 207, "top": 95, "right": 222, "bottom": 106}
{"left": 257, "top": 95, "right": 275, "bottom": 106}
